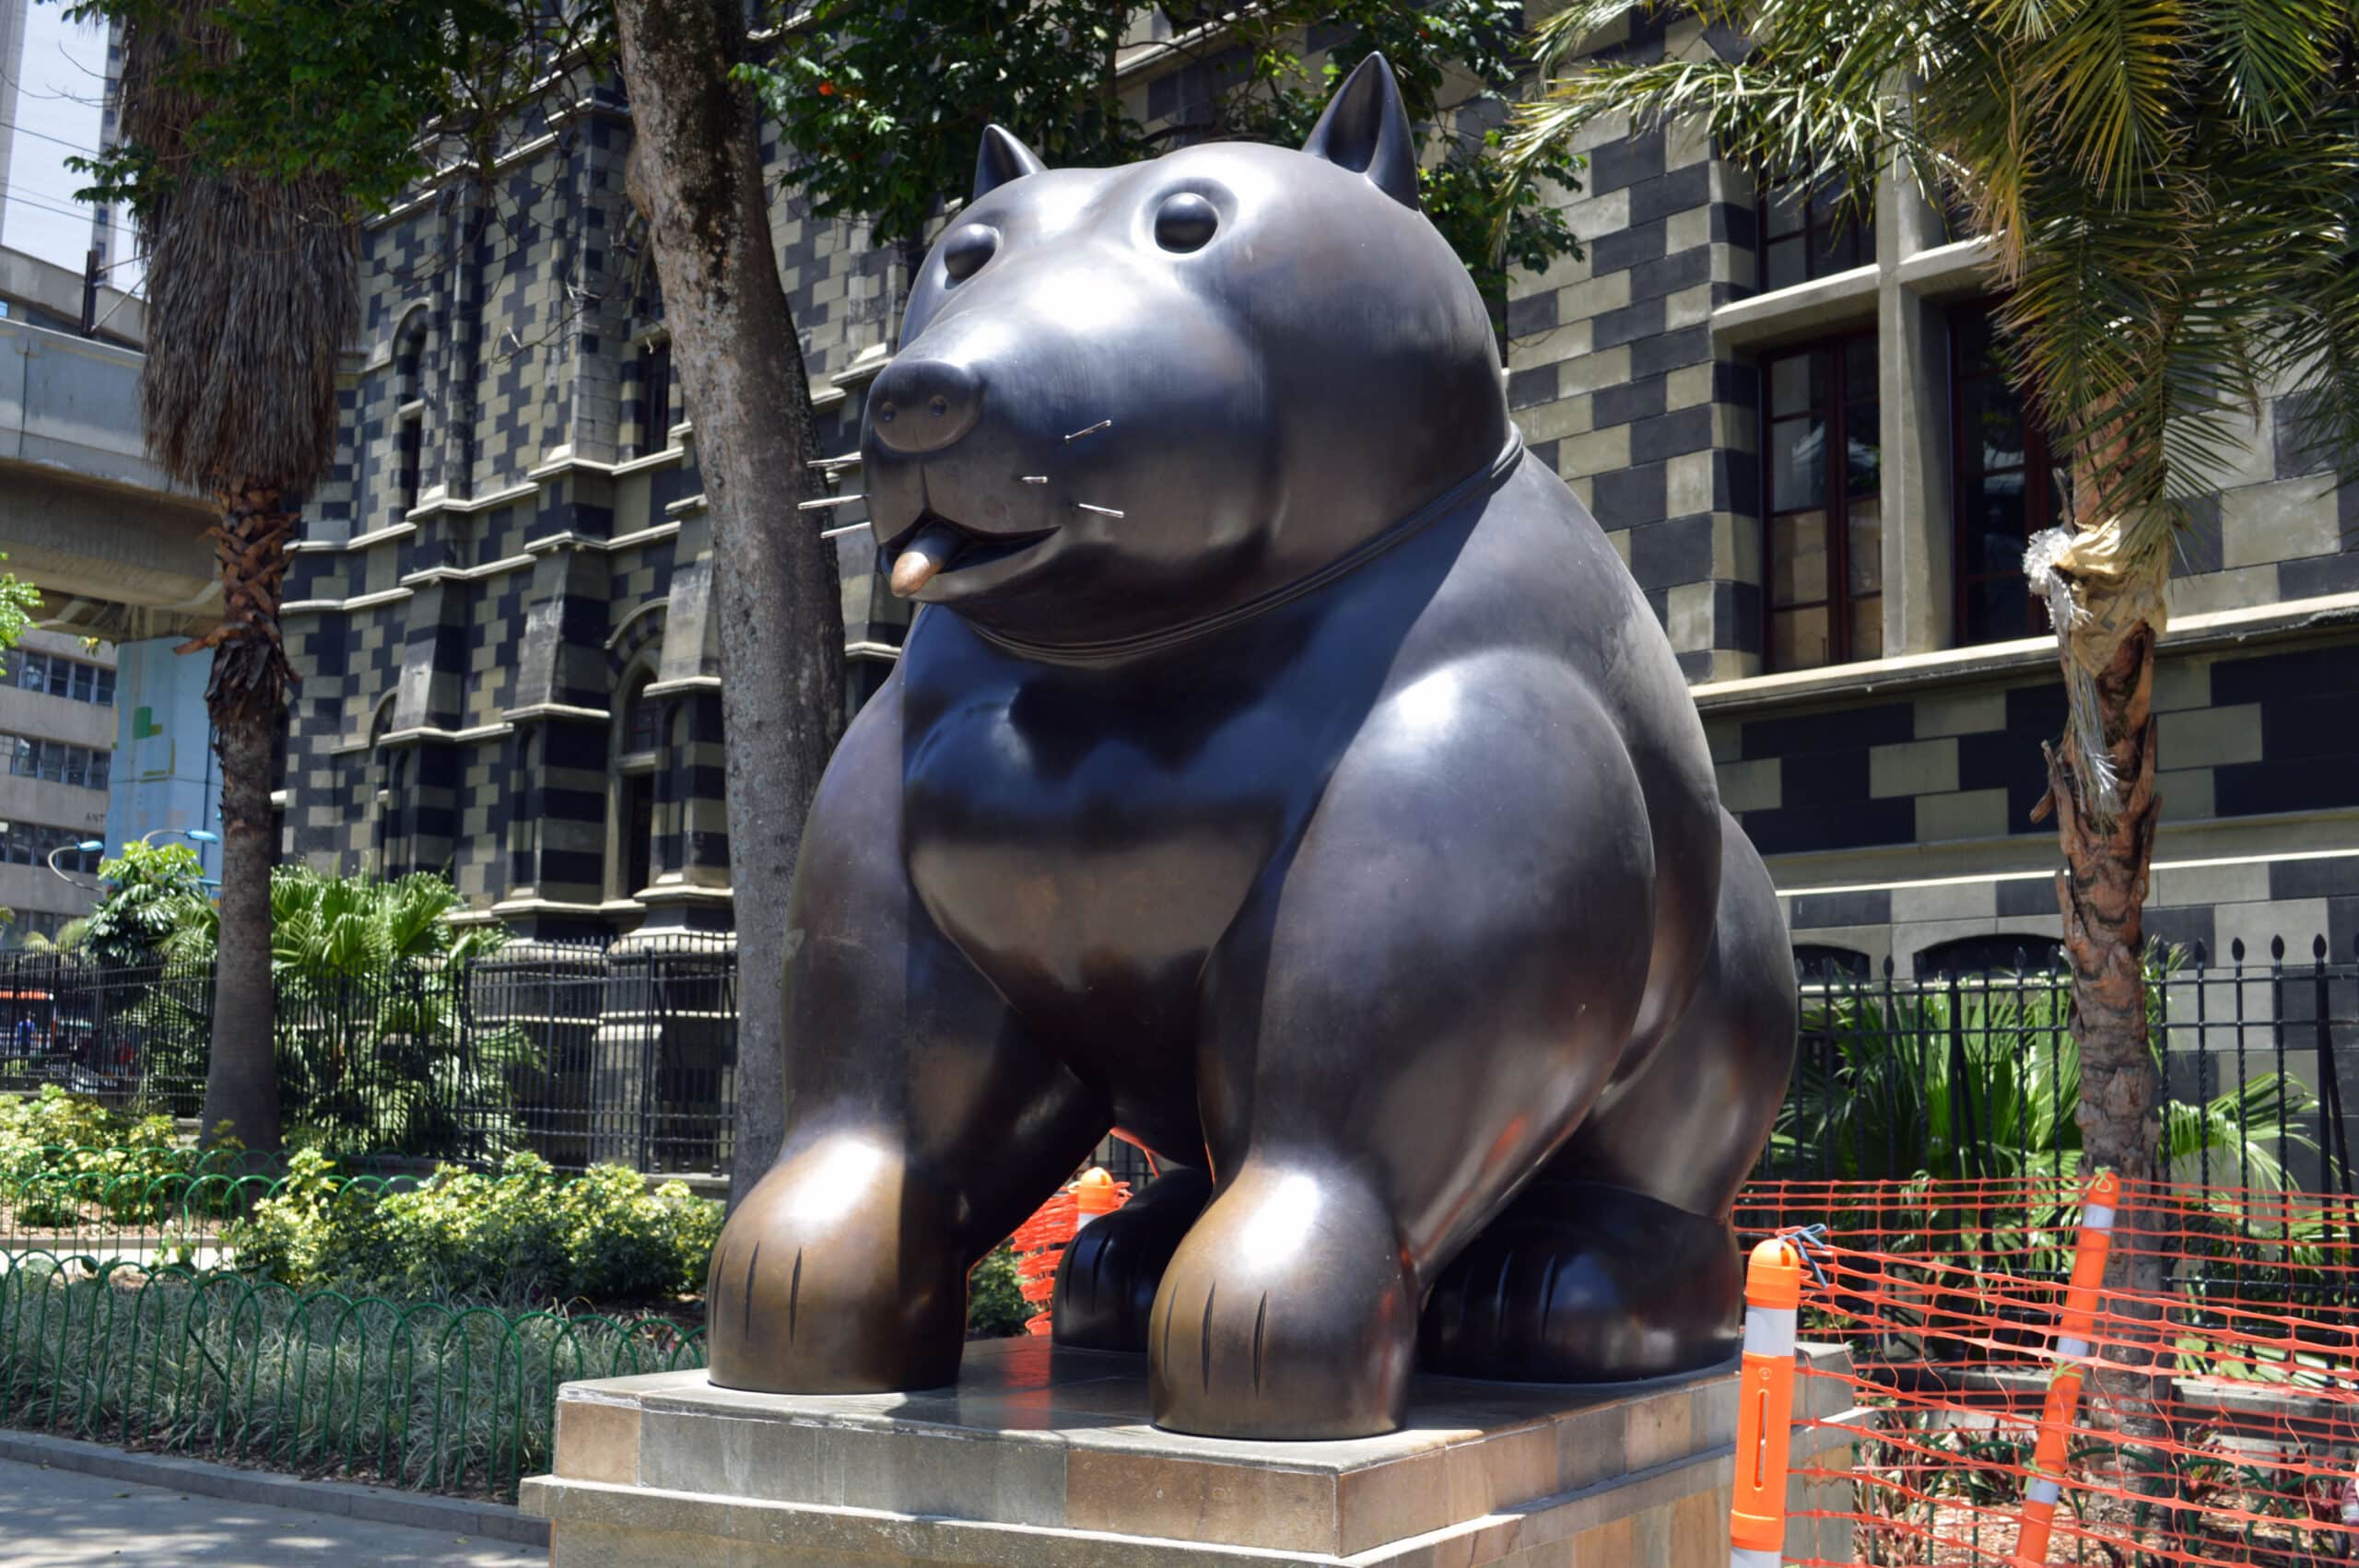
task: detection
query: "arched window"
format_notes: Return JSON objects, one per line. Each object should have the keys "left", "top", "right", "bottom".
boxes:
{"left": 393, "top": 313, "right": 428, "bottom": 518}
{"left": 611, "top": 673, "right": 662, "bottom": 900}
{"left": 636, "top": 336, "right": 674, "bottom": 459}
{"left": 1912, "top": 934, "right": 2063, "bottom": 981}
{"left": 1793, "top": 943, "right": 1872, "bottom": 983}
{"left": 369, "top": 696, "right": 405, "bottom": 874}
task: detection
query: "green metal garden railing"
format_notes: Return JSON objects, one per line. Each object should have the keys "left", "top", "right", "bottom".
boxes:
{"left": 0, "top": 1147, "right": 707, "bottom": 1502}
{"left": 0, "top": 1250, "right": 705, "bottom": 1501}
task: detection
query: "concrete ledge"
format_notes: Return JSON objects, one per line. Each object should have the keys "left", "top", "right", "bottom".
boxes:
{"left": 526, "top": 1339, "right": 1861, "bottom": 1566}
{"left": 0, "top": 1427, "right": 549, "bottom": 1548}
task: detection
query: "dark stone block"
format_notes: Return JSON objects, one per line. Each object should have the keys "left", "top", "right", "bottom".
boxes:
{"left": 2271, "top": 855, "right": 2359, "bottom": 901}
{"left": 1713, "top": 360, "right": 1760, "bottom": 410}
{"left": 1592, "top": 379, "right": 1667, "bottom": 430}
{"left": 1506, "top": 289, "right": 1558, "bottom": 337}
{"left": 2173, "top": 494, "right": 2224, "bottom": 578}
{"left": 2004, "top": 681, "right": 2070, "bottom": 738}
{"left": 1590, "top": 463, "right": 1668, "bottom": 524}
{"left": 1593, "top": 296, "right": 1668, "bottom": 351}
{"left": 2331, "top": 895, "right": 2359, "bottom": 965}
{"left": 1629, "top": 404, "right": 1715, "bottom": 464}
{"left": 2214, "top": 759, "right": 2359, "bottom": 816}
{"left": 1631, "top": 323, "right": 1711, "bottom": 379}
{"left": 1590, "top": 130, "right": 1665, "bottom": 194}
{"left": 1722, "top": 450, "right": 1760, "bottom": 517}
{"left": 1710, "top": 202, "right": 1759, "bottom": 252}
{"left": 1743, "top": 702, "right": 1914, "bottom": 757}
{"left": 1627, "top": 245, "right": 1713, "bottom": 304}
{"left": 1628, "top": 514, "right": 1714, "bottom": 588}
{"left": 1629, "top": 165, "right": 1713, "bottom": 228}
{"left": 1714, "top": 580, "right": 1762, "bottom": 652}
{"left": 1998, "top": 877, "right": 2060, "bottom": 919}
{"left": 1508, "top": 362, "right": 1558, "bottom": 411}
{"left": 2280, "top": 551, "right": 2359, "bottom": 600}
{"left": 2261, "top": 692, "right": 2359, "bottom": 762}
{"left": 1590, "top": 222, "right": 1667, "bottom": 275}
{"left": 2212, "top": 644, "right": 2359, "bottom": 705}
{"left": 1676, "top": 649, "right": 1715, "bottom": 681}
{"left": 2273, "top": 395, "right": 2338, "bottom": 479}
{"left": 2142, "top": 904, "right": 2215, "bottom": 962}
{"left": 1790, "top": 889, "right": 1891, "bottom": 930}
{"left": 1741, "top": 794, "right": 1917, "bottom": 854}
{"left": 1528, "top": 439, "right": 1560, "bottom": 474}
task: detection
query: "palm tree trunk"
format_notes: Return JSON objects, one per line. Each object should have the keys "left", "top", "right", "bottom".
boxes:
{"left": 2046, "top": 617, "right": 2174, "bottom": 1548}
{"left": 191, "top": 481, "right": 290, "bottom": 1148}
{"left": 609, "top": 0, "right": 845, "bottom": 1209}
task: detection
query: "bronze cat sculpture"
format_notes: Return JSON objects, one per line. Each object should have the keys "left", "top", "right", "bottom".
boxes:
{"left": 706, "top": 54, "right": 1798, "bottom": 1441}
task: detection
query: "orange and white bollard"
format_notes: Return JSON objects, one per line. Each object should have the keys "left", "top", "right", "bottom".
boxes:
{"left": 2013, "top": 1169, "right": 2120, "bottom": 1567}
{"left": 1730, "top": 1237, "right": 1803, "bottom": 1568}
{"left": 1074, "top": 1166, "right": 1121, "bottom": 1225}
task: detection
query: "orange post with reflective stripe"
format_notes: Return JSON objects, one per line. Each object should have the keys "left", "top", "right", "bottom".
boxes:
{"left": 2013, "top": 1169, "right": 2120, "bottom": 1567}
{"left": 1730, "top": 1237, "right": 1803, "bottom": 1568}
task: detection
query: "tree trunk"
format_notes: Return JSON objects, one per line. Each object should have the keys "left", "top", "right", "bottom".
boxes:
{"left": 193, "top": 482, "right": 292, "bottom": 1149}
{"left": 609, "top": 0, "right": 846, "bottom": 1211}
{"left": 2046, "top": 619, "right": 2173, "bottom": 1548}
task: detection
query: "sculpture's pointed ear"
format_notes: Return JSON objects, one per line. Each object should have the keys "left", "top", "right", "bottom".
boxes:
{"left": 974, "top": 124, "right": 1047, "bottom": 201}
{"left": 1302, "top": 53, "right": 1421, "bottom": 211}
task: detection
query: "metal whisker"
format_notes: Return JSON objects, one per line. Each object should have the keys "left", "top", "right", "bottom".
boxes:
{"left": 1074, "top": 503, "right": 1124, "bottom": 519}
{"left": 819, "top": 521, "right": 873, "bottom": 540}
{"left": 1062, "top": 418, "right": 1112, "bottom": 443}
{"left": 1020, "top": 475, "right": 1049, "bottom": 485}
{"left": 797, "top": 494, "right": 865, "bottom": 510}
{"left": 808, "top": 453, "right": 863, "bottom": 471}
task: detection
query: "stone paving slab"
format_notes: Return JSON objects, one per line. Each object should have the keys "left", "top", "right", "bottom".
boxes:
{"left": 0, "top": 1456, "right": 545, "bottom": 1566}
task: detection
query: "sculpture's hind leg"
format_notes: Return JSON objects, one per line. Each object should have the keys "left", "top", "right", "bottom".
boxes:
{"left": 1420, "top": 812, "right": 1797, "bottom": 1382}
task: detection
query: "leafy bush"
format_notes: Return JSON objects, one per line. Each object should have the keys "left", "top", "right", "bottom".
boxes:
{"left": 0, "top": 1086, "right": 185, "bottom": 1223}
{"left": 227, "top": 1150, "right": 719, "bottom": 1305}
{"left": 966, "top": 1245, "right": 1029, "bottom": 1339}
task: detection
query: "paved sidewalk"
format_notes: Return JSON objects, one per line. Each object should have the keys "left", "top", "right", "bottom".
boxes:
{"left": 0, "top": 1459, "right": 543, "bottom": 1566}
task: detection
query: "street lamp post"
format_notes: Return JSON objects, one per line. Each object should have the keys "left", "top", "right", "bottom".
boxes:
{"left": 45, "top": 839, "right": 107, "bottom": 891}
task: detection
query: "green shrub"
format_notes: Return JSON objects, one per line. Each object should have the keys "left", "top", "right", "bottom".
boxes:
{"left": 966, "top": 1244, "right": 1030, "bottom": 1339}
{"left": 0, "top": 1087, "right": 186, "bottom": 1223}
{"left": 227, "top": 1151, "right": 718, "bottom": 1305}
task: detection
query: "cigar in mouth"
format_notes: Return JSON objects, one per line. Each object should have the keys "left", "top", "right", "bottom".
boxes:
{"left": 889, "top": 521, "right": 961, "bottom": 597}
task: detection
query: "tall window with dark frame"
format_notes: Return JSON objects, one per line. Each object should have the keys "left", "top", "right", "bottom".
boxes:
{"left": 617, "top": 679, "right": 662, "bottom": 897}
{"left": 1757, "top": 178, "right": 1872, "bottom": 293}
{"left": 638, "top": 340, "right": 674, "bottom": 460}
{"left": 1763, "top": 334, "right": 1883, "bottom": 672}
{"left": 1950, "top": 305, "right": 2069, "bottom": 645}
{"left": 393, "top": 318, "right": 427, "bottom": 518}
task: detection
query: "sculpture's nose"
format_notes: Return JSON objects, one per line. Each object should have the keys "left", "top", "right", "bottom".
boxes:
{"left": 868, "top": 358, "right": 982, "bottom": 455}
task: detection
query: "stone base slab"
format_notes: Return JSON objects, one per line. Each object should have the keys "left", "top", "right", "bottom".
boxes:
{"left": 522, "top": 1338, "right": 1860, "bottom": 1566}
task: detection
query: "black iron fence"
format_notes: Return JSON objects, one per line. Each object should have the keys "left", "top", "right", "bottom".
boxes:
{"left": 2, "top": 934, "right": 2352, "bottom": 1195}
{"left": 1766, "top": 938, "right": 2358, "bottom": 1201}
{"left": 0, "top": 936, "right": 739, "bottom": 1175}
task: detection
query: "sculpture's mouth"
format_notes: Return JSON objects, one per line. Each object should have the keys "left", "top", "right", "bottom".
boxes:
{"left": 884, "top": 511, "right": 1061, "bottom": 598}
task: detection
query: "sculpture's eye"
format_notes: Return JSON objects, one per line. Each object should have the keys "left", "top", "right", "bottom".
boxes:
{"left": 941, "top": 224, "right": 998, "bottom": 282}
{"left": 1154, "top": 192, "right": 1219, "bottom": 252}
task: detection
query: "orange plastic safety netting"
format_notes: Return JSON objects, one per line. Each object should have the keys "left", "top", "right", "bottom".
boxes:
{"left": 1733, "top": 1176, "right": 2359, "bottom": 1566}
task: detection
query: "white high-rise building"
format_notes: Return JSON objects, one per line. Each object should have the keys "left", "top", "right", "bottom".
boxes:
{"left": 0, "top": 0, "right": 130, "bottom": 295}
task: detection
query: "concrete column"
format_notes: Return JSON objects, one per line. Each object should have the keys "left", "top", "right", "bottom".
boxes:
{"left": 1877, "top": 167, "right": 1955, "bottom": 656}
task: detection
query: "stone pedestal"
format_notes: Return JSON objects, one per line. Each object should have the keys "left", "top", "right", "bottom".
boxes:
{"left": 523, "top": 1338, "right": 1860, "bottom": 1567}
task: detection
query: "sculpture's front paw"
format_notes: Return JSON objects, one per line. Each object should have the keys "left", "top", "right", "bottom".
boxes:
{"left": 1146, "top": 1166, "right": 1415, "bottom": 1439}
{"left": 705, "top": 1137, "right": 966, "bottom": 1394}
